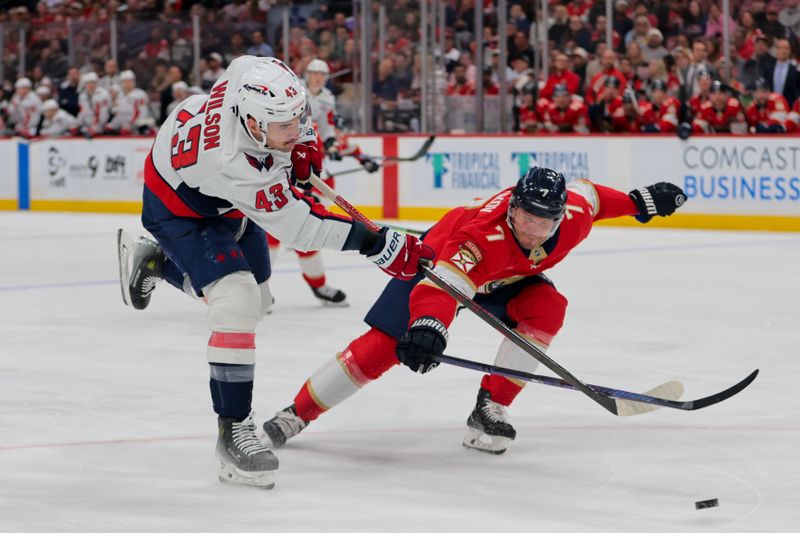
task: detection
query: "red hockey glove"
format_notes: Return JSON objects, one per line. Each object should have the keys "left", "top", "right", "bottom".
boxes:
{"left": 291, "top": 141, "right": 323, "bottom": 190}
{"left": 361, "top": 228, "right": 434, "bottom": 280}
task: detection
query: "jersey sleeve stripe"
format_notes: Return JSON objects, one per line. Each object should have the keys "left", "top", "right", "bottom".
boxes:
{"left": 418, "top": 261, "right": 477, "bottom": 299}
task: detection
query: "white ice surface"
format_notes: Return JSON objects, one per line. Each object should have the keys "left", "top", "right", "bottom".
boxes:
{"left": 1, "top": 211, "right": 799, "bottom": 533}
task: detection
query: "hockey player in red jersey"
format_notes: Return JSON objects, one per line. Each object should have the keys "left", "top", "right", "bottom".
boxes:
{"left": 541, "top": 84, "right": 590, "bottom": 133}
{"left": 611, "top": 88, "right": 656, "bottom": 132}
{"left": 589, "top": 75, "right": 624, "bottom": 132}
{"left": 745, "top": 78, "right": 797, "bottom": 133}
{"left": 687, "top": 69, "right": 712, "bottom": 120}
{"left": 116, "top": 56, "right": 431, "bottom": 489}
{"left": 692, "top": 81, "right": 747, "bottom": 134}
{"left": 643, "top": 79, "right": 680, "bottom": 133}
{"left": 262, "top": 167, "right": 686, "bottom": 454}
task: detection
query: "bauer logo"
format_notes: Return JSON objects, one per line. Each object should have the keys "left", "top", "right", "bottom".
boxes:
{"left": 510, "top": 151, "right": 590, "bottom": 181}
{"left": 426, "top": 152, "right": 501, "bottom": 190}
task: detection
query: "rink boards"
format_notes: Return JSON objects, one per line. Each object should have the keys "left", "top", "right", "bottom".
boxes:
{"left": 1, "top": 134, "right": 798, "bottom": 231}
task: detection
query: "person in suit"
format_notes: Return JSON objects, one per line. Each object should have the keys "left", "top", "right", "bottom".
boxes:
{"left": 768, "top": 39, "right": 799, "bottom": 107}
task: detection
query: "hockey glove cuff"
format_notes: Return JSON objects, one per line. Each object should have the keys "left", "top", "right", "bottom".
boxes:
{"left": 361, "top": 228, "right": 434, "bottom": 281}
{"left": 629, "top": 182, "right": 687, "bottom": 223}
{"left": 396, "top": 317, "right": 448, "bottom": 374}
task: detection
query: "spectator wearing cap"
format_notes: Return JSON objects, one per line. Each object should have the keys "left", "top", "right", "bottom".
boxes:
{"left": 741, "top": 33, "right": 776, "bottom": 90}
{"left": 746, "top": 77, "right": 796, "bottom": 133}
{"left": 77, "top": 71, "right": 112, "bottom": 137}
{"left": 39, "top": 99, "right": 79, "bottom": 138}
{"left": 570, "top": 48, "right": 590, "bottom": 91}
{"left": 761, "top": 5, "right": 786, "bottom": 40}
{"left": 541, "top": 53, "right": 582, "bottom": 99}
{"left": 202, "top": 53, "right": 226, "bottom": 90}
{"left": 248, "top": 31, "right": 275, "bottom": 57}
{"left": 642, "top": 29, "right": 668, "bottom": 63}
{"left": 58, "top": 67, "right": 81, "bottom": 117}
{"left": 611, "top": 88, "right": 656, "bottom": 132}
{"left": 585, "top": 50, "right": 626, "bottom": 105}
{"left": 541, "top": 84, "right": 590, "bottom": 133}
{"left": 446, "top": 63, "right": 475, "bottom": 96}
{"left": 644, "top": 79, "right": 680, "bottom": 132}
{"left": 692, "top": 81, "right": 746, "bottom": 133}
{"left": 767, "top": 38, "right": 799, "bottom": 106}
{"left": 589, "top": 75, "right": 624, "bottom": 132}
{"left": 780, "top": 0, "right": 800, "bottom": 36}
{"left": 9, "top": 77, "right": 43, "bottom": 138}
{"left": 687, "top": 69, "right": 713, "bottom": 118}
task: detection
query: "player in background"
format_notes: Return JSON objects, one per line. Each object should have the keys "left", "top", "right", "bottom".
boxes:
{"left": 8, "top": 77, "right": 42, "bottom": 138}
{"left": 642, "top": 79, "right": 680, "bottom": 133}
{"left": 106, "top": 70, "right": 156, "bottom": 135}
{"left": 39, "top": 99, "right": 79, "bottom": 137}
{"left": 691, "top": 81, "right": 747, "bottom": 134}
{"left": 589, "top": 75, "right": 623, "bottom": 132}
{"left": 611, "top": 88, "right": 655, "bottom": 132}
{"left": 686, "top": 69, "right": 712, "bottom": 121}
{"left": 262, "top": 167, "right": 686, "bottom": 455}
{"left": 541, "top": 84, "right": 590, "bottom": 133}
{"left": 77, "top": 72, "right": 112, "bottom": 137}
{"left": 266, "top": 58, "right": 351, "bottom": 306}
{"left": 745, "top": 78, "right": 796, "bottom": 133}
{"left": 116, "top": 56, "right": 431, "bottom": 489}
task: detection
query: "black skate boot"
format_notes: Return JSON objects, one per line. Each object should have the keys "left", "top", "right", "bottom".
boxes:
{"left": 462, "top": 388, "right": 517, "bottom": 455}
{"left": 262, "top": 405, "right": 307, "bottom": 448}
{"left": 117, "top": 229, "right": 164, "bottom": 310}
{"left": 311, "top": 284, "right": 349, "bottom": 307}
{"left": 217, "top": 413, "right": 279, "bottom": 489}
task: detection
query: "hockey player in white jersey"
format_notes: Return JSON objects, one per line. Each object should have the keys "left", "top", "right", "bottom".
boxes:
{"left": 304, "top": 59, "right": 338, "bottom": 157}
{"left": 77, "top": 72, "right": 112, "bottom": 136}
{"left": 9, "top": 77, "right": 42, "bottom": 137}
{"left": 39, "top": 99, "right": 79, "bottom": 137}
{"left": 116, "top": 56, "right": 432, "bottom": 490}
{"left": 107, "top": 70, "right": 155, "bottom": 135}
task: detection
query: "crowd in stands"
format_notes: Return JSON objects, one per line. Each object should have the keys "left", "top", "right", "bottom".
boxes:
{"left": 1, "top": 0, "right": 799, "bottom": 137}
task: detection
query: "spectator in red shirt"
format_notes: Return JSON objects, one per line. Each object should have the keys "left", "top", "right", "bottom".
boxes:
{"left": 687, "top": 68, "right": 713, "bottom": 119}
{"left": 517, "top": 84, "right": 541, "bottom": 133}
{"left": 482, "top": 67, "right": 500, "bottom": 95}
{"left": 612, "top": 88, "right": 655, "bottom": 132}
{"left": 447, "top": 63, "right": 475, "bottom": 96}
{"left": 589, "top": 75, "right": 624, "bottom": 131}
{"left": 585, "top": 50, "right": 626, "bottom": 105}
{"left": 541, "top": 53, "right": 582, "bottom": 99}
{"left": 542, "top": 84, "right": 590, "bottom": 133}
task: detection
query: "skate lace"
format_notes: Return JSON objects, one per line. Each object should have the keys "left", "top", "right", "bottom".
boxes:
{"left": 273, "top": 408, "right": 306, "bottom": 437}
{"left": 141, "top": 275, "right": 159, "bottom": 294}
{"left": 232, "top": 415, "right": 270, "bottom": 456}
{"left": 481, "top": 399, "right": 510, "bottom": 424}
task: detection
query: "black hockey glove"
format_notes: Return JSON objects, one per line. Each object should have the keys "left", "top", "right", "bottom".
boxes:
{"left": 396, "top": 317, "right": 448, "bottom": 374}
{"left": 629, "top": 182, "right": 687, "bottom": 223}
{"left": 360, "top": 156, "right": 380, "bottom": 173}
{"left": 324, "top": 137, "right": 342, "bottom": 161}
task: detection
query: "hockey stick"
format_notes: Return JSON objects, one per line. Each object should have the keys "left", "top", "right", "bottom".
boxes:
{"left": 435, "top": 354, "right": 759, "bottom": 415}
{"left": 327, "top": 135, "right": 436, "bottom": 178}
{"left": 308, "top": 174, "right": 621, "bottom": 416}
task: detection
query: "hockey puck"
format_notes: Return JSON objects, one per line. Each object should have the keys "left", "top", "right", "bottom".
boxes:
{"left": 695, "top": 498, "right": 719, "bottom": 510}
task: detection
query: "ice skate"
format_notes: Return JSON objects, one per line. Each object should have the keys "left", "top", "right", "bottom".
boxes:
{"left": 217, "top": 413, "right": 279, "bottom": 489}
{"left": 262, "top": 405, "right": 307, "bottom": 448}
{"left": 462, "top": 388, "right": 517, "bottom": 455}
{"left": 117, "top": 229, "right": 164, "bottom": 310}
{"left": 311, "top": 284, "right": 349, "bottom": 307}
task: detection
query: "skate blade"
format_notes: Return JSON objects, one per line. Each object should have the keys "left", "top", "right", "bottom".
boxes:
{"left": 462, "top": 426, "right": 510, "bottom": 455}
{"left": 218, "top": 462, "right": 276, "bottom": 490}
{"left": 116, "top": 228, "right": 134, "bottom": 307}
{"left": 318, "top": 299, "right": 350, "bottom": 308}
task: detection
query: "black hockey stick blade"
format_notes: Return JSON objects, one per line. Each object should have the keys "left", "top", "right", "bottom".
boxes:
{"left": 390, "top": 135, "right": 436, "bottom": 162}
{"left": 435, "top": 354, "right": 759, "bottom": 413}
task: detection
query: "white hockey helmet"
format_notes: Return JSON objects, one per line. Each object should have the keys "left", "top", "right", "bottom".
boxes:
{"left": 43, "top": 99, "right": 59, "bottom": 112}
{"left": 15, "top": 77, "right": 32, "bottom": 89}
{"left": 306, "top": 59, "right": 330, "bottom": 76}
{"left": 236, "top": 58, "right": 307, "bottom": 149}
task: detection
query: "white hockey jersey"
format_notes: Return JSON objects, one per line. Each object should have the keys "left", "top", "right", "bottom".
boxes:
{"left": 147, "top": 56, "right": 356, "bottom": 253}
{"left": 77, "top": 87, "right": 112, "bottom": 132}
{"left": 39, "top": 109, "right": 79, "bottom": 137}
{"left": 305, "top": 84, "right": 336, "bottom": 143}
{"left": 9, "top": 92, "right": 42, "bottom": 136}
{"left": 109, "top": 87, "right": 154, "bottom": 131}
